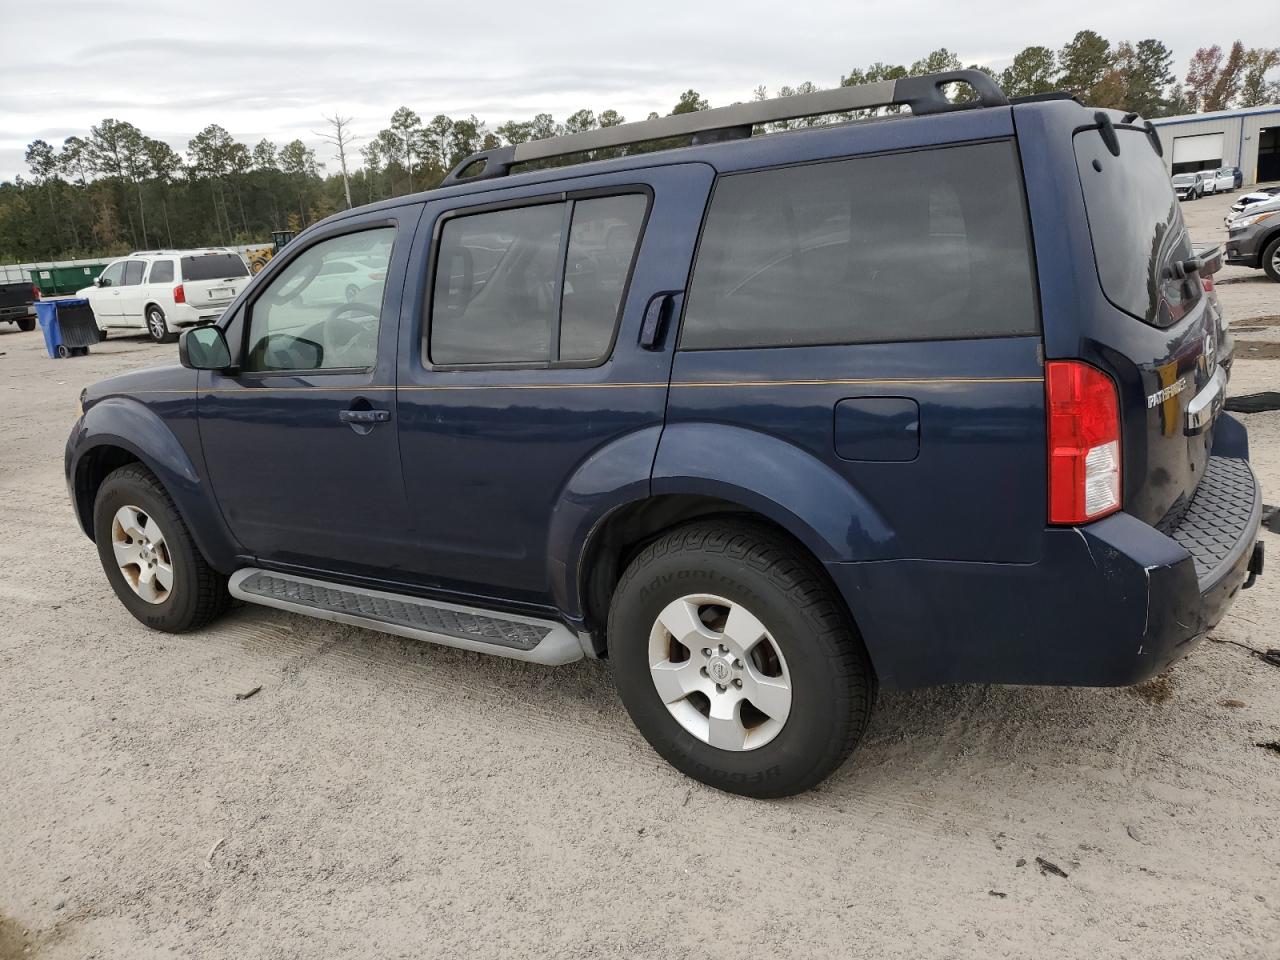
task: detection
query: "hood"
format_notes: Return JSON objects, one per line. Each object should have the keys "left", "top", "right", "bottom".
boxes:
{"left": 84, "top": 364, "right": 196, "bottom": 408}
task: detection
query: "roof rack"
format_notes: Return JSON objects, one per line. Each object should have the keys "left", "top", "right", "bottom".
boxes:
{"left": 442, "top": 69, "right": 1009, "bottom": 186}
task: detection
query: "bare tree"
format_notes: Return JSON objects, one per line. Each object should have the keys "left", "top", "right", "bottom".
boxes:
{"left": 315, "top": 114, "right": 360, "bottom": 209}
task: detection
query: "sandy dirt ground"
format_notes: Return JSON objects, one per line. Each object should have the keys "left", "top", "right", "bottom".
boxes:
{"left": 2, "top": 187, "right": 1279, "bottom": 960}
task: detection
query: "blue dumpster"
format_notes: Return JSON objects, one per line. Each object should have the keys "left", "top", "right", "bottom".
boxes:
{"left": 36, "top": 298, "right": 99, "bottom": 358}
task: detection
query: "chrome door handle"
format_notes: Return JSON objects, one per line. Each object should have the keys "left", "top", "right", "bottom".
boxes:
{"left": 339, "top": 409, "right": 390, "bottom": 424}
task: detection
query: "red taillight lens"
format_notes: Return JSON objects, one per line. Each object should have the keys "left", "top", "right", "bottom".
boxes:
{"left": 31, "top": 284, "right": 41, "bottom": 300}
{"left": 1046, "top": 360, "right": 1122, "bottom": 525}
{"left": 173, "top": 284, "right": 185, "bottom": 304}
{"left": 1201, "top": 274, "right": 1215, "bottom": 293}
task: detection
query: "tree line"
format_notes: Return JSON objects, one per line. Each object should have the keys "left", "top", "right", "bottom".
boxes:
{"left": 2, "top": 31, "right": 1277, "bottom": 264}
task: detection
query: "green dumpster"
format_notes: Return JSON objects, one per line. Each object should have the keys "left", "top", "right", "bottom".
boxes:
{"left": 30, "top": 263, "right": 108, "bottom": 296}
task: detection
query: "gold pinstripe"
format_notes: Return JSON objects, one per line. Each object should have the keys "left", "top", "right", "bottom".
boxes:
{"left": 118, "top": 375, "right": 1042, "bottom": 396}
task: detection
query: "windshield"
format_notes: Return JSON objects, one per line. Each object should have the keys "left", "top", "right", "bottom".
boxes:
{"left": 1076, "top": 127, "right": 1200, "bottom": 327}
{"left": 181, "top": 253, "right": 249, "bottom": 281}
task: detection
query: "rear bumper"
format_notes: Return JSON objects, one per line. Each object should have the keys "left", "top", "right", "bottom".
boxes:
{"left": 0, "top": 303, "right": 35, "bottom": 320}
{"left": 830, "top": 420, "right": 1261, "bottom": 689}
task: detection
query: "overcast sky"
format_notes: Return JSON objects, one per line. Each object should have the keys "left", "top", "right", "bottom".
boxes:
{"left": 0, "top": 0, "right": 1268, "bottom": 180}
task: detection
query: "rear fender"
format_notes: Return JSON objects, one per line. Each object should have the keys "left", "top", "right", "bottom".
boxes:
{"left": 651, "top": 422, "right": 894, "bottom": 563}
{"left": 68, "top": 397, "right": 241, "bottom": 571}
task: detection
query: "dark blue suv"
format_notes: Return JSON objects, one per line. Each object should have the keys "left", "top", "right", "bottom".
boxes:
{"left": 66, "top": 72, "right": 1264, "bottom": 797}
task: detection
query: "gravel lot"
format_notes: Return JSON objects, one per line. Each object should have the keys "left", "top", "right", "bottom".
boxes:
{"left": 2, "top": 187, "right": 1278, "bottom": 960}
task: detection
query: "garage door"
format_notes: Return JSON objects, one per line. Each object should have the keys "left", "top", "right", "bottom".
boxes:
{"left": 1172, "top": 133, "right": 1225, "bottom": 166}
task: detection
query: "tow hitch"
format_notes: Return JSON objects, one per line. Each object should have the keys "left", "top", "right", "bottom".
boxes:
{"left": 1244, "top": 541, "right": 1265, "bottom": 589}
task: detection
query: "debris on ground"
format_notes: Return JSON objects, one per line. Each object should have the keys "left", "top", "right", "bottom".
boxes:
{"left": 234, "top": 685, "right": 262, "bottom": 701}
{"left": 1126, "top": 825, "right": 1143, "bottom": 843}
{"left": 1131, "top": 672, "right": 1174, "bottom": 704}
{"left": 988, "top": 890, "right": 1007, "bottom": 898}
{"left": 207, "top": 837, "right": 225, "bottom": 864}
{"left": 1264, "top": 650, "right": 1280, "bottom": 669}
{"left": 1035, "top": 857, "right": 1069, "bottom": 878}
{"left": 1225, "top": 392, "right": 1280, "bottom": 414}
{"left": 1221, "top": 699, "right": 1247, "bottom": 709}
{"left": 1015, "top": 858, "right": 1027, "bottom": 868}
{"left": 1258, "top": 742, "right": 1280, "bottom": 756}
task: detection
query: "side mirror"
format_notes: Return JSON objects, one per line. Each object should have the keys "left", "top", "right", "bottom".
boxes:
{"left": 179, "top": 325, "right": 233, "bottom": 370}
{"left": 93, "top": 277, "right": 106, "bottom": 287}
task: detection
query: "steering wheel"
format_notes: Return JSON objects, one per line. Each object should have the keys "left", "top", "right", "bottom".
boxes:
{"left": 324, "top": 302, "right": 380, "bottom": 359}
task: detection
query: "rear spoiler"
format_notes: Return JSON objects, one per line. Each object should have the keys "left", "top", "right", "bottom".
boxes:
{"left": 1175, "top": 244, "right": 1224, "bottom": 279}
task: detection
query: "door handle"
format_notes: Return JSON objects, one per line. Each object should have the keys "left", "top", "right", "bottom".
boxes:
{"left": 639, "top": 291, "right": 683, "bottom": 350}
{"left": 339, "top": 409, "right": 390, "bottom": 424}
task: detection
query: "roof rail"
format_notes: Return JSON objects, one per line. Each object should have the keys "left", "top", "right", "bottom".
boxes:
{"left": 442, "top": 69, "right": 1009, "bottom": 186}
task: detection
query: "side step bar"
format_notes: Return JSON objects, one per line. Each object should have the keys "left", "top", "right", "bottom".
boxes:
{"left": 228, "top": 569, "right": 583, "bottom": 665}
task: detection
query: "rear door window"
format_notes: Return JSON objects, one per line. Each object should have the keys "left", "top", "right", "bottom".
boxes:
{"left": 1075, "top": 128, "right": 1199, "bottom": 327}
{"left": 680, "top": 140, "right": 1039, "bottom": 350}
{"left": 181, "top": 254, "right": 250, "bottom": 281}
{"left": 148, "top": 260, "right": 174, "bottom": 284}
{"left": 429, "top": 192, "right": 647, "bottom": 366}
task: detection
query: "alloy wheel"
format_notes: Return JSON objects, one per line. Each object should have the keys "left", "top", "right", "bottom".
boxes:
{"left": 647, "top": 593, "right": 792, "bottom": 751}
{"left": 148, "top": 310, "right": 166, "bottom": 340}
{"left": 110, "top": 504, "right": 174, "bottom": 604}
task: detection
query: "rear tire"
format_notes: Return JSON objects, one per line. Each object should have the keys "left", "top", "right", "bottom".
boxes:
{"left": 16, "top": 316, "right": 35, "bottom": 332}
{"left": 608, "top": 520, "right": 876, "bottom": 798}
{"left": 93, "top": 463, "right": 229, "bottom": 632}
{"left": 1263, "top": 235, "right": 1280, "bottom": 283}
{"left": 146, "top": 305, "right": 174, "bottom": 343}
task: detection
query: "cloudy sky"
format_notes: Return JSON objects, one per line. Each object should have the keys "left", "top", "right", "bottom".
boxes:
{"left": 0, "top": 0, "right": 1264, "bottom": 180}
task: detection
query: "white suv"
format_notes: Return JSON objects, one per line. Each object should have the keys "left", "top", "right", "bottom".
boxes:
{"left": 78, "top": 249, "right": 252, "bottom": 342}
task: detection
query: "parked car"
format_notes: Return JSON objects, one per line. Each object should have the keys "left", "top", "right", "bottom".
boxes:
{"left": 65, "top": 73, "right": 1263, "bottom": 797}
{"left": 1172, "top": 172, "right": 1205, "bottom": 200}
{"left": 77, "top": 249, "right": 252, "bottom": 342}
{"left": 1227, "top": 166, "right": 1244, "bottom": 189}
{"left": 1203, "top": 168, "right": 1235, "bottom": 194}
{"left": 1228, "top": 185, "right": 1280, "bottom": 220}
{"left": 0, "top": 279, "right": 39, "bottom": 331}
{"left": 1226, "top": 196, "right": 1280, "bottom": 281}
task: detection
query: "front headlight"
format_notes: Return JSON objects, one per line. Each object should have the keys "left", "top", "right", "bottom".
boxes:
{"left": 1231, "top": 211, "right": 1276, "bottom": 230}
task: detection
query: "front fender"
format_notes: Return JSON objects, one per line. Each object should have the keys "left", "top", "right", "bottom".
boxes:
{"left": 67, "top": 396, "right": 242, "bottom": 571}
{"left": 651, "top": 422, "right": 895, "bottom": 563}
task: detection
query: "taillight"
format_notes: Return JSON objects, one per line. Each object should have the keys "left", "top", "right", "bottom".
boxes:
{"left": 1046, "top": 360, "right": 1121, "bottom": 525}
{"left": 1201, "top": 274, "right": 1215, "bottom": 293}
{"left": 31, "top": 284, "right": 41, "bottom": 300}
{"left": 173, "top": 284, "right": 185, "bottom": 304}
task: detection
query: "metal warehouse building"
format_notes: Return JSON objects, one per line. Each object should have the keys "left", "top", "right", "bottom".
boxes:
{"left": 1149, "top": 104, "right": 1280, "bottom": 187}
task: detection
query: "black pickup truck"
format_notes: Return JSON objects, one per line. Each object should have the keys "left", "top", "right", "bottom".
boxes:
{"left": 0, "top": 280, "right": 39, "bottom": 331}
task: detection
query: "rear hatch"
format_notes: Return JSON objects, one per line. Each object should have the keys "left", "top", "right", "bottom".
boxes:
{"left": 1073, "top": 122, "right": 1226, "bottom": 528}
{"left": 179, "top": 253, "right": 250, "bottom": 310}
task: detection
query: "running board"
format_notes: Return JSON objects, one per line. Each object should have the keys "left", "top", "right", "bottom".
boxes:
{"left": 228, "top": 569, "right": 583, "bottom": 665}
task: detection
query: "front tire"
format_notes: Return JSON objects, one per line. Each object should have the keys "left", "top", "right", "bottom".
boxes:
{"left": 1263, "top": 235, "right": 1280, "bottom": 283}
{"left": 608, "top": 521, "right": 875, "bottom": 798}
{"left": 93, "top": 463, "right": 229, "bottom": 631}
{"left": 145, "top": 305, "right": 174, "bottom": 343}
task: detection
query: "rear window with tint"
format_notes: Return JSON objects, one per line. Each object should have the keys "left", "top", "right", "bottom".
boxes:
{"left": 148, "top": 260, "right": 174, "bottom": 284}
{"left": 1075, "top": 128, "right": 1199, "bottom": 327}
{"left": 680, "top": 140, "right": 1039, "bottom": 350}
{"left": 181, "top": 253, "right": 249, "bottom": 281}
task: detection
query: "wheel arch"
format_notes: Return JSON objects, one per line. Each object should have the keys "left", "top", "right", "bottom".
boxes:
{"left": 573, "top": 493, "right": 871, "bottom": 662}
{"left": 70, "top": 398, "right": 241, "bottom": 571}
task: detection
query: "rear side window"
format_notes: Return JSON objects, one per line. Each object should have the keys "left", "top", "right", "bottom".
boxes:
{"left": 1075, "top": 129, "right": 1199, "bottom": 327}
{"left": 430, "top": 193, "right": 647, "bottom": 366}
{"left": 681, "top": 141, "right": 1039, "bottom": 350}
{"left": 148, "top": 260, "right": 174, "bottom": 284}
{"left": 181, "top": 253, "right": 250, "bottom": 281}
